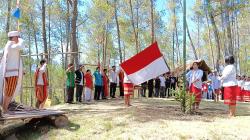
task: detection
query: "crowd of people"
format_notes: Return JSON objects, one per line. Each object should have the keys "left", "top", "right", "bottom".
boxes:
{"left": 0, "top": 31, "right": 249, "bottom": 118}
{"left": 186, "top": 56, "right": 250, "bottom": 117}
{"left": 64, "top": 63, "right": 179, "bottom": 105}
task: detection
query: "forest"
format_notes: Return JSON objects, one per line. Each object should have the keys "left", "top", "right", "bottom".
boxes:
{"left": 0, "top": 0, "right": 249, "bottom": 106}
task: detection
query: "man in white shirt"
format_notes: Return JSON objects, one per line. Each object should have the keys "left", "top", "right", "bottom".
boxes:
{"left": 0, "top": 31, "right": 25, "bottom": 113}
{"left": 159, "top": 75, "right": 166, "bottom": 98}
{"left": 109, "top": 66, "right": 119, "bottom": 98}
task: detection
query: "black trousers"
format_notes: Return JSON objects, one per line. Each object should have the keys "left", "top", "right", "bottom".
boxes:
{"left": 119, "top": 82, "right": 124, "bottom": 97}
{"left": 148, "top": 86, "right": 153, "bottom": 97}
{"left": 110, "top": 83, "right": 117, "bottom": 98}
{"left": 94, "top": 85, "right": 102, "bottom": 100}
{"left": 67, "top": 86, "right": 74, "bottom": 103}
{"left": 165, "top": 86, "right": 170, "bottom": 97}
{"left": 75, "top": 85, "right": 83, "bottom": 102}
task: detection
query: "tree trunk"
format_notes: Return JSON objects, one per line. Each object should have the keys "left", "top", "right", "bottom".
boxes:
{"left": 179, "top": 1, "right": 198, "bottom": 60}
{"left": 114, "top": 0, "right": 122, "bottom": 64}
{"left": 65, "top": 0, "right": 70, "bottom": 68}
{"left": 150, "top": 0, "right": 155, "bottom": 43}
{"left": 6, "top": 0, "right": 11, "bottom": 33}
{"left": 129, "top": 0, "right": 139, "bottom": 53}
{"left": 70, "top": 0, "right": 78, "bottom": 65}
{"left": 28, "top": 33, "right": 33, "bottom": 107}
{"left": 225, "top": 0, "right": 233, "bottom": 56}
{"left": 205, "top": 12, "right": 215, "bottom": 69}
{"left": 207, "top": 0, "right": 221, "bottom": 72}
{"left": 172, "top": 32, "right": 175, "bottom": 67}
{"left": 31, "top": 15, "right": 39, "bottom": 64}
{"left": 42, "top": 0, "right": 48, "bottom": 60}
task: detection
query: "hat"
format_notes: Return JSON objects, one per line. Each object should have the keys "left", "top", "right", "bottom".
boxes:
{"left": 8, "top": 31, "right": 20, "bottom": 37}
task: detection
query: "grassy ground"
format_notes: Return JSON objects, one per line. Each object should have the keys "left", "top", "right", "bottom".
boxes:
{"left": 15, "top": 98, "right": 250, "bottom": 140}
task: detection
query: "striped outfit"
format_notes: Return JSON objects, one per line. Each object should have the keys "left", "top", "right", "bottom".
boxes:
{"left": 123, "top": 74, "right": 133, "bottom": 96}
{"left": 4, "top": 76, "right": 18, "bottom": 97}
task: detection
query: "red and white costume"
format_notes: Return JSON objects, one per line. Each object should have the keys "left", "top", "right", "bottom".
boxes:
{"left": 219, "top": 64, "right": 237, "bottom": 105}
{"left": 186, "top": 69, "right": 203, "bottom": 103}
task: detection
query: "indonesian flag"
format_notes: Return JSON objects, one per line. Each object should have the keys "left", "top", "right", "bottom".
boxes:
{"left": 120, "top": 42, "right": 169, "bottom": 85}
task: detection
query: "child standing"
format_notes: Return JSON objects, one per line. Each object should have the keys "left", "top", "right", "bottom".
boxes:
{"left": 123, "top": 73, "right": 134, "bottom": 107}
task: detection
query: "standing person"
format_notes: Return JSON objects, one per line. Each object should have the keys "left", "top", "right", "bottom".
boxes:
{"left": 243, "top": 76, "right": 250, "bottom": 102}
{"left": 207, "top": 81, "right": 214, "bottom": 100}
{"left": 165, "top": 73, "right": 171, "bottom": 97}
{"left": 202, "top": 82, "right": 208, "bottom": 99}
{"left": 75, "top": 65, "right": 84, "bottom": 102}
{"left": 140, "top": 81, "right": 147, "bottom": 97}
{"left": 154, "top": 77, "right": 160, "bottom": 97}
{"left": 219, "top": 56, "right": 238, "bottom": 117}
{"left": 123, "top": 73, "right": 133, "bottom": 107}
{"left": 84, "top": 69, "right": 93, "bottom": 102}
{"left": 170, "top": 72, "right": 178, "bottom": 96}
{"left": 118, "top": 69, "right": 125, "bottom": 97}
{"left": 102, "top": 69, "right": 109, "bottom": 99}
{"left": 0, "top": 31, "right": 25, "bottom": 113}
{"left": 93, "top": 67, "right": 103, "bottom": 100}
{"left": 34, "top": 59, "right": 48, "bottom": 109}
{"left": 236, "top": 76, "right": 245, "bottom": 102}
{"left": 148, "top": 79, "right": 154, "bottom": 98}
{"left": 109, "top": 66, "right": 118, "bottom": 98}
{"left": 66, "top": 63, "right": 75, "bottom": 103}
{"left": 186, "top": 62, "right": 203, "bottom": 111}
{"left": 159, "top": 75, "right": 166, "bottom": 98}
{"left": 211, "top": 71, "right": 221, "bottom": 102}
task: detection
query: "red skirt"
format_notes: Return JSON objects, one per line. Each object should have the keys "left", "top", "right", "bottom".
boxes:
{"left": 243, "top": 90, "right": 250, "bottom": 102}
{"left": 189, "top": 84, "right": 202, "bottom": 103}
{"left": 124, "top": 83, "right": 134, "bottom": 96}
{"left": 236, "top": 86, "right": 244, "bottom": 102}
{"left": 224, "top": 86, "right": 237, "bottom": 105}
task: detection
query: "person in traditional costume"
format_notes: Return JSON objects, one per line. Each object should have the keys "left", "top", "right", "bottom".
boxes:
{"left": 66, "top": 63, "right": 75, "bottom": 103}
{"left": 84, "top": 69, "right": 93, "bottom": 102}
{"left": 118, "top": 69, "right": 124, "bottom": 97}
{"left": 123, "top": 73, "right": 133, "bottom": 107}
{"left": 219, "top": 56, "right": 237, "bottom": 117}
{"left": 102, "top": 69, "right": 109, "bottom": 99}
{"left": 243, "top": 76, "right": 250, "bottom": 102}
{"left": 0, "top": 31, "right": 25, "bottom": 113}
{"left": 75, "top": 65, "right": 85, "bottom": 102}
{"left": 186, "top": 62, "right": 203, "bottom": 111}
{"left": 202, "top": 82, "right": 208, "bottom": 99}
{"left": 34, "top": 59, "right": 48, "bottom": 109}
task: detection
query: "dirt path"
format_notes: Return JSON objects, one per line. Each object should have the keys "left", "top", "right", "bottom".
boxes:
{"left": 13, "top": 98, "right": 250, "bottom": 140}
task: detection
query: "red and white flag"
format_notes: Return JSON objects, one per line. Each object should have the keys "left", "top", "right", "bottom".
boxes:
{"left": 120, "top": 42, "right": 169, "bottom": 85}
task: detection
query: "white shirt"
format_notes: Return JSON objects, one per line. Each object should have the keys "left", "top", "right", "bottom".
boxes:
{"left": 37, "top": 64, "right": 47, "bottom": 85}
{"left": 186, "top": 69, "right": 203, "bottom": 89}
{"left": 237, "top": 80, "right": 244, "bottom": 89}
{"left": 123, "top": 74, "right": 131, "bottom": 84}
{"left": 243, "top": 81, "right": 250, "bottom": 91}
{"left": 210, "top": 75, "right": 221, "bottom": 89}
{"left": 219, "top": 65, "right": 237, "bottom": 87}
{"left": 79, "top": 72, "right": 84, "bottom": 86}
{"left": 5, "top": 39, "right": 25, "bottom": 77}
{"left": 109, "top": 70, "right": 118, "bottom": 83}
{"left": 159, "top": 76, "right": 165, "bottom": 87}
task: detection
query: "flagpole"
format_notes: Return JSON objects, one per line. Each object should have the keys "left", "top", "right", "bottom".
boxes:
{"left": 17, "top": 0, "right": 20, "bottom": 31}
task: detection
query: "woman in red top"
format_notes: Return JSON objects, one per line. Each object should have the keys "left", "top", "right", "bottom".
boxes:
{"left": 84, "top": 69, "right": 93, "bottom": 102}
{"left": 102, "top": 69, "right": 109, "bottom": 99}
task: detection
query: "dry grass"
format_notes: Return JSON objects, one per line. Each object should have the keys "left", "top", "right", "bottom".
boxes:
{"left": 15, "top": 98, "right": 250, "bottom": 140}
